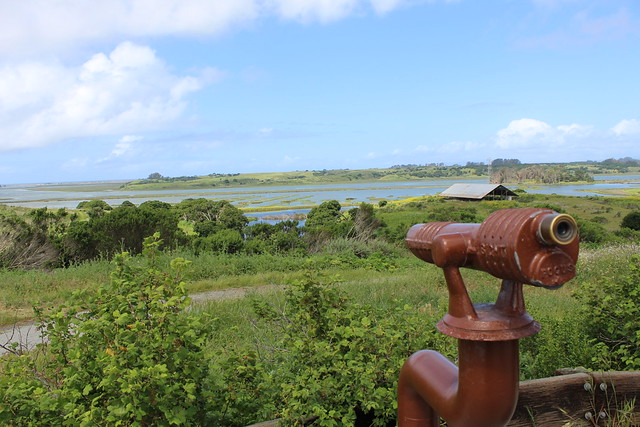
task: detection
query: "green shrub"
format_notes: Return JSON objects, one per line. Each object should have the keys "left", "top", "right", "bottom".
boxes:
{"left": 63, "top": 204, "right": 182, "bottom": 262}
{"left": 533, "top": 202, "right": 566, "bottom": 213}
{"left": 250, "top": 275, "right": 454, "bottom": 426}
{"left": 193, "top": 229, "right": 245, "bottom": 254}
{"left": 0, "top": 210, "right": 59, "bottom": 269}
{"left": 0, "top": 234, "right": 216, "bottom": 425}
{"left": 519, "top": 312, "right": 594, "bottom": 379}
{"left": 615, "top": 227, "right": 640, "bottom": 242}
{"left": 576, "top": 218, "right": 610, "bottom": 244}
{"left": 575, "top": 255, "right": 640, "bottom": 370}
{"left": 423, "top": 205, "right": 480, "bottom": 223}
{"left": 621, "top": 210, "right": 640, "bottom": 231}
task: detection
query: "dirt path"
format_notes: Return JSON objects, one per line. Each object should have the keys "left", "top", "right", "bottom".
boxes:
{"left": 0, "top": 285, "right": 284, "bottom": 355}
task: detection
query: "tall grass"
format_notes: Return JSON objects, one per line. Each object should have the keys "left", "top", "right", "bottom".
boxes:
{"left": 0, "top": 258, "right": 112, "bottom": 325}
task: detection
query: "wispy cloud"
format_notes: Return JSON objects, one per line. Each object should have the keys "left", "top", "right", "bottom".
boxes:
{"left": 0, "top": 0, "right": 437, "bottom": 57}
{"left": 612, "top": 119, "right": 640, "bottom": 136}
{"left": 0, "top": 42, "right": 220, "bottom": 152}
{"left": 0, "top": 1, "right": 258, "bottom": 58}
{"left": 492, "top": 117, "right": 638, "bottom": 162}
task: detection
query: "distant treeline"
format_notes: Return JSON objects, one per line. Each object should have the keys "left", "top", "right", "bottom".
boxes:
{"left": 486, "top": 157, "right": 640, "bottom": 184}
{"left": 126, "top": 158, "right": 640, "bottom": 191}
{"left": 0, "top": 199, "right": 383, "bottom": 270}
{"left": 490, "top": 164, "right": 594, "bottom": 184}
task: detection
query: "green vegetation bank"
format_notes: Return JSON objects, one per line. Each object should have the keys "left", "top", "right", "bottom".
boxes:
{"left": 122, "top": 158, "right": 640, "bottom": 191}
{"left": 1, "top": 191, "right": 640, "bottom": 425}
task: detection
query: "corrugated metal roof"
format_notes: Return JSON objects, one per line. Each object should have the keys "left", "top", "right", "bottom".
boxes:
{"left": 439, "top": 184, "right": 517, "bottom": 199}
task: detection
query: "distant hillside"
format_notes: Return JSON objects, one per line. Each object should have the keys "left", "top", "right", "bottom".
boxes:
{"left": 122, "top": 159, "right": 640, "bottom": 191}
{"left": 121, "top": 165, "right": 487, "bottom": 190}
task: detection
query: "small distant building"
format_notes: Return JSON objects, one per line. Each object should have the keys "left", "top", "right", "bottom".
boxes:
{"left": 440, "top": 184, "right": 518, "bottom": 201}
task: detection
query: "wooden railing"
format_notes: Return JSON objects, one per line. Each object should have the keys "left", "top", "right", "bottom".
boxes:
{"left": 247, "top": 371, "right": 640, "bottom": 426}
{"left": 509, "top": 371, "right": 640, "bottom": 426}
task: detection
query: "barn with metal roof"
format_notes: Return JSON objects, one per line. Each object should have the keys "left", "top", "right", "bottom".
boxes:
{"left": 439, "top": 184, "right": 518, "bottom": 200}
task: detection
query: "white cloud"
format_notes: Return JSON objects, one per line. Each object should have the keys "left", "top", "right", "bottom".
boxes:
{"left": 111, "top": 142, "right": 134, "bottom": 157}
{"left": 262, "top": 0, "right": 420, "bottom": 23}
{"left": 496, "top": 118, "right": 556, "bottom": 148}
{"left": 0, "top": 0, "right": 430, "bottom": 57}
{"left": 0, "top": 42, "right": 219, "bottom": 152}
{"left": 495, "top": 119, "right": 616, "bottom": 150}
{"left": 612, "top": 119, "right": 640, "bottom": 136}
{"left": 491, "top": 118, "right": 637, "bottom": 163}
{"left": 370, "top": 0, "right": 405, "bottom": 14}
{"left": 120, "top": 135, "right": 144, "bottom": 144}
{"left": 557, "top": 123, "right": 594, "bottom": 138}
{"left": 96, "top": 136, "right": 141, "bottom": 163}
{"left": 0, "top": 0, "right": 258, "bottom": 57}
{"left": 495, "top": 118, "right": 595, "bottom": 149}
{"left": 267, "top": 0, "right": 360, "bottom": 22}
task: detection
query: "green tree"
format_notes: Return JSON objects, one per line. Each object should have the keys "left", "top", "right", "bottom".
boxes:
{"left": 178, "top": 199, "right": 248, "bottom": 233}
{"left": 304, "top": 201, "right": 352, "bottom": 252}
{"left": 347, "top": 202, "right": 383, "bottom": 241}
{"left": 244, "top": 220, "right": 305, "bottom": 254}
{"left": 305, "top": 200, "right": 343, "bottom": 229}
{"left": 621, "top": 210, "right": 640, "bottom": 231}
{"left": 193, "top": 229, "right": 244, "bottom": 254}
{"left": 77, "top": 199, "right": 112, "bottom": 219}
{"left": 139, "top": 200, "right": 172, "bottom": 210}
{"left": 62, "top": 203, "right": 181, "bottom": 262}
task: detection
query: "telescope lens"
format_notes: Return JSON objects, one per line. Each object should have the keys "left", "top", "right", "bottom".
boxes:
{"left": 539, "top": 213, "right": 578, "bottom": 245}
{"left": 556, "top": 220, "right": 573, "bottom": 242}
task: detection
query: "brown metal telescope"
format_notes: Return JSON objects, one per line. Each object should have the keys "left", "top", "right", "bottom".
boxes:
{"left": 406, "top": 208, "right": 579, "bottom": 289}
{"left": 398, "top": 208, "right": 579, "bottom": 426}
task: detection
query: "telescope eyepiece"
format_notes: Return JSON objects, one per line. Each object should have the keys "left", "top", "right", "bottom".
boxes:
{"left": 538, "top": 213, "right": 578, "bottom": 246}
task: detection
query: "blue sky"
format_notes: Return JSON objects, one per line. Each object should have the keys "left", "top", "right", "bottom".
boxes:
{"left": 0, "top": 0, "right": 638, "bottom": 184}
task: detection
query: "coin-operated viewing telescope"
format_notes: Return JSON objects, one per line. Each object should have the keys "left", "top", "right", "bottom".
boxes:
{"left": 397, "top": 208, "right": 579, "bottom": 427}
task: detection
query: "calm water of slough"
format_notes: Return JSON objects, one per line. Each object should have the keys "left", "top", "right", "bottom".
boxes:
{"left": 1, "top": 176, "right": 639, "bottom": 212}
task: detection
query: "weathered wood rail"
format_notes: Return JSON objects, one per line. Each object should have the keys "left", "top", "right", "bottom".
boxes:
{"left": 509, "top": 371, "right": 640, "bottom": 426}
{"left": 247, "top": 371, "right": 640, "bottom": 426}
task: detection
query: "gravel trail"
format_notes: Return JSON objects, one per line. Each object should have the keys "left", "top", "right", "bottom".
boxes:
{"left": 0, "top": 285, "right": 284, "bottom": 355}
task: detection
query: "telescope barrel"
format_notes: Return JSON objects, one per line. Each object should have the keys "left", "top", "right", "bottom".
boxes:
{"left": 406, "top": 208, "right": 579, "bottom": 288}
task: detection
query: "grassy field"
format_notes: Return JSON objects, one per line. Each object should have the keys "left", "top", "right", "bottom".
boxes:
{"left": 2, "top": 195, "right": 639, "bottom": 425}
{"left": 2, "top": 193, "right": 639, "bottom": 326}
{"left": 121, "top": 167, "right": 486, "bottom": 190}
{"left": 380, "top": 193, "right": 640, "bottom": 234}
{"left": 119, "top": 162, "right": 640, "bottom": 191}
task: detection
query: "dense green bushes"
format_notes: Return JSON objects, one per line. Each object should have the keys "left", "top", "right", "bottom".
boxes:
{"left": 621, "top": 210, "right": 640, "bottom": 231}
{"left": 0, "top": 209, "right": 59, "bottom": 269}
{"left": 1, "top": 199, "right": 392, "bottom": 268}
{"left": 0, "top": 235, "right": 216, "bottom": 425}
{"left": 576, "top": 254, "right": 640, "bottom": 370}
{"left": 247, "top": 275, "right": 453, "bottom": 426}
{"left": 63, "top": 203, "right": 183, "bottom": 263}
{"left": 4, "top": 195, "right": 640, "bottom": 269}
{"left": 2, "top": 239, "right": 640, "bottom": 424}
